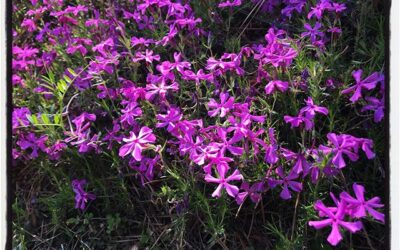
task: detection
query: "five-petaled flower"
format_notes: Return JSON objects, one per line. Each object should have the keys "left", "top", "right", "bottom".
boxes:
{"left": 119, "top": 126, "right": 156, "bottom": 161}
{"left": 341, "top": 69, "right": 384, "bottom": 103}
{"left": 207, "top": 92, "right": 235, "bottom": 118}
{"left": 309, "top": 199, "right": 363, "bottom": 246}
{"left": 340, "top": 183, "right": 385, "bottom": 223}
{"left": 204, "top": 164, "right": 243, "bottom": 198}
{"left": 72, "top": 179, "right": 96, "bottom": 210}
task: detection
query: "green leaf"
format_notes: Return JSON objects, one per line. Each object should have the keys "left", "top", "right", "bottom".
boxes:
{"left": 27, "top": 114, "right": 39, "bottom": 125}
{"left": 63, "top": 75, "right": 72, "bottom": 84}
{"left": 54, "top": 114, "right": 61, "bottom": 125}
{"left": 41, "top": 114, "right": 50, "bottom": 124}
{"left": 57, "top": 79, "right": 68, "bottom": 94}
{"left": 67, "top": 68, "right": 77, "bottom": 77}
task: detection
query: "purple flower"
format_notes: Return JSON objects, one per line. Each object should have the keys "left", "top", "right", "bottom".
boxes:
{"left": 268, "top": 166, "right": 303, "bottom": 200}
{"left": 202, "top": 153, "right": 233, "bottom": 174}
{"left": 12, "top": 107, "right": 31, "bottom": 130}
{"left": 132, "top": 49, "right": 160, "bottom": 64}
{"left": 309, "top": 199, "right": 363, "bottom": 246}
{"left": 265, "top": 128, "right": 279, "bottom": 164}
{"left": 192, "top": 143, "right": 220, "bottom": 166}
{"left": 246, "top": 129, "right": 268, "bottom": 156}
{"left": 236, "top": 181, "right": 264, "bottom": 205}
{"left": 156, "top": 107, "right": 183, "bottom": 133}
{"left": 257, "top": 29, "right": 299, "bottom": 70}
{"left": 145, "top": 74, "right": 179, "bottom": 100}
{"left": 300, "top": 97, "right": 329, "bottom": 118}
{"left": 21, "top": 18, "right": 37, "bottom": 32}
{"left": 120, "top": 101, "right": 143, "bottom": 126}
{"left": 130, "top": 155, "right": 161, "bottom": 186}
{"left": 181, "top": 69, "right": 214, "bottom": 85}
{"left": 218, "top": 0, "right": 242, "bottom": 8}
{"left": 119, "top": 126, "right": 156, "bottom": 161}
{"left": 206, "top": 53, "right": 244, "bottom": 75}
{"left": 227, "top": 115, "right": 251, "bottom": 139}
{"left": 329, "top": 2, "right": 346, "bottom": 13}
{"left": 341, "top": 69, "right": 384, "bottom": 103}
{"left": 301, "top": 22, "right": 324, "bottom": 43}
{"left": 204, "top": 164, "right": 243, "bottom": 198}
{"left": 157, "top": 52, "right": 191, "bottom": 74}
{"left": 284, "top": 114, "right": 314, "bottom": 130}
{"left": 207, "top": 92, "right": 235, "bottom": 118}
{"left": 318, "top": 133, "right": 359, "bottom": 168}
{"left": 46, "top": 141, "right": 67, "bottom": 160}
{"left": 264, "top": 80, "right": 289, "bottom": 95}
{"left": 92, "top": 38, "right": 114, "bottom": 57}
{"left": 215, "top": 127, "right": 243, "bottom": 156}
{"left": 281, "top": 0, "right": 306, "bottom": 17}
{"left": 361, "top": 97, "right": 384, "bottom": 123}
{"left": 131, "top": 36, "right": 154, "bottom": 47}
{"left": 340, "top": 184, "right": 384, "bottom": 223}
{"left": 307, "top": 1, "right": 331, "bottom": 20}
{"left": 281, "top": 148, "right": 310, "bottom": 175}
{"left": 17, "top": 133, "right": 48, "bottom": 159}
{"left": 71, "top": 179, "right": 96, "bottom": 210}
{"left": 328, "top": 26, "right": 342, "bottom": 34}
{"left": 64, "top": 113, "right": 99, "bottom": 153}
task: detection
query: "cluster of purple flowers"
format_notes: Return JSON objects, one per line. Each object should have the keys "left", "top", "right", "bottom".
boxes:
{"left": 309, "top": 183, "right": 384, "bottom": 246}
{"left": 12, "top": 0, "right": 384, "bottom": 246}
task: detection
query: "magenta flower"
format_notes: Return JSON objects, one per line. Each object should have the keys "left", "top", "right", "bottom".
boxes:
{"left": 318, "top": 133, "right": 359, "bottom": 168}
{"left": 216, "top": 127, "right": 243, "bottom": 156}
{"left": 268, "top": 166, "right": 303, "bottom": 200}
{"left": 72, "top": 179, "right": 96, "bottom": 210}
{"left": 281, "top": 148, "right": 310, "bottom": 174}
{"left": 361, "top": 96, "right": 384, "bottom": 123}
{"left": 120, "top": 101, "right": 143, "bottom": 126}
{"left": 156, "top": 107, "right": 183, "bottom": 132}
{"left": 182, "top": 69, "right": 214, "bottom": 85}
{"left": 207, "top": 92, "right": 235, "bottom": 118}
{"left": 92, "top": 38, "right": 114, "bottom": 57}
{"left": 265, "top": 128, "right": 279, "bottom": 164}
{"left": 301, "top": 22, "right": 324, "bottom": 43}
{"left": 202, "top": 153, "right": 234, "bottom": 174}
{"left": 145, "top": 74, "right": 179, "bottom": 100}
{"left": 329, "top": 2, "right": 347, "bottom": 13}
{"left": 328, "top": 27, "right": 342, "bottom": 34}
{"left": 206, "top": 56, "right": 236, "bottom": 73}
{"left": 119, "top": 126, "right": 156, "bottom": 161}
{"left": 193, "top": 143, "right": 220, "bottom": 166}
{"left": 246, "top": 129, "right": 268, "bottom": 156}
{"left": 284, "top": 114, "right": 314, "bottom": 130}
{"left": 17, "top": 132, "right": 48, "bottom": 159}
{"left": 341, "top": 69, "right": 384, "bottom": 103}
{"left": 307, "top": 1, "right": 331, "bottom": 20}
{"left": 218, "top": 0, "right": 242, "bottom": 8}
{"left": 309, "top": 200, "right": 363, "bottom": 246}
{"left": 131, "top": 36, "right": 154, "bottom": 47}
{"left": 300, "top": 97, "right": 329, "bottom": 118}
{"left": 227, "top": 115, "right": 251, "bottom": 139}
{"left": 21, "top": 18, "right": 37, "bottom": 32}
{"left": 12, "top": 107, "right": 31, "bottom": 130}
{"left": 204, "top": 165, "right": 243, "bottom": 198}
{"left": 179, "top": 135, "right": 204, "bottom": 159}
{"left": 132, "top": 49, "right": 160, "bottom": 64}
{"left": 264, "top": 80, "right": 289, "bottom": 95}
{"left": 340, "top": 184, "right": 385, "bottom": 223}
{"left": 130, "top": 155, "right": 160, "bottom": 186}
{"left": 236, "top": 181, "right": 264, "bottom": 205}
{"left": 46, "top": 141, "right": 67, "bottom": 161}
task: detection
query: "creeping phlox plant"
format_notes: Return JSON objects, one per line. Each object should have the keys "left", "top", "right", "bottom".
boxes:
{"left": 12, "top": 0, "right": 385, "bottom": 248}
